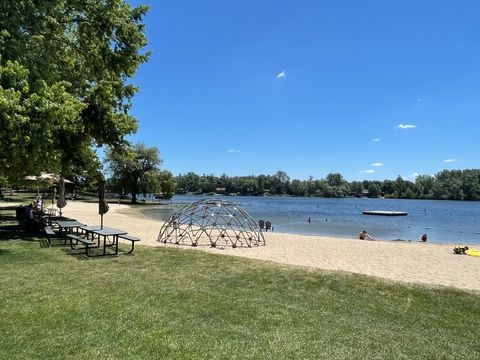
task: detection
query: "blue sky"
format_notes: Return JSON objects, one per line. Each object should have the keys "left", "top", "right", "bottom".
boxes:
{"left": 125, "top": 0, "right": 480, "bottom": 181}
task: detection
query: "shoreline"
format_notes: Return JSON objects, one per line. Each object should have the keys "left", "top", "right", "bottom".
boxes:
{"left": 59, "top": 201, "right": 480, "bottom": 291}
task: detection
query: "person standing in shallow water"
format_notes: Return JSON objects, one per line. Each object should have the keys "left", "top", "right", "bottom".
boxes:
{"left": 307, "top": 217, "right": 311, "bottom": 223}
{"left": 419, "top": 234, "right": 427, "bottom": 242}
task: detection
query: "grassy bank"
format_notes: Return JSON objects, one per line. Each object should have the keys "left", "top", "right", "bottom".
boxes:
{"left": 0, "top": 214, "right": 479, "bottom": 359}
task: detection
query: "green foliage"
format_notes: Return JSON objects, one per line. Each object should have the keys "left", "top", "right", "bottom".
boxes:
{"left": 158, "top": 170, "right": 175, "bottom": 199}
{"left": 0, "top": 0, "right": 149, "bottom": 181}
{"left": 288, "top": 179, "right": 306, "bottom": 196}
{"left": 105, "top": 143, "right": 163, "bottom": 203}
{"left": 367, "top": 182, "right": 381, "bottom": 198}
{"left": 175, "top": 169, "right": 480, "bottom": 200}
{"left": 0, "top": 238, "right": 479, "bottom": 359}
{"left": 176, "top": 172, "right": 201, "bottom": 193}
{"left": 0, "top": 175, "right": 8, "bottom": 188}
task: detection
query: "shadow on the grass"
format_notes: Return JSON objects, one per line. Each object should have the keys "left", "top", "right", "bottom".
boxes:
{"left": 0, "top": 248, "right": 11, "bottom": 255}
{"left": 59, "top": 246, "right": 135, "bottom": 260}
{"left": 38, "top": 239, "right": 50, "bottom": 248}
{"left": 0, "top": 221, "right": 45, "bottom": 244}
{"left": 0, "top": 214, "right": 16, "bottom": 221}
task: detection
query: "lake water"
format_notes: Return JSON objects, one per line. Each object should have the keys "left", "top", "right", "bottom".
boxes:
{"left": 141, "top": 195, "right": 480, "bottom": 245}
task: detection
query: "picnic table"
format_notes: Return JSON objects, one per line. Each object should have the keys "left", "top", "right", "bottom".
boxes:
{"left": 80, "top": 226, "right": 127, "bottom": 255}
{"left": 55, "top": 220, "right": 86, "bottom": 244}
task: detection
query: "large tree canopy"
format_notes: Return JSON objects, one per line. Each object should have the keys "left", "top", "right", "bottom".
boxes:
{"left": 0, "top": 0, "right": 149, "bottom": 180}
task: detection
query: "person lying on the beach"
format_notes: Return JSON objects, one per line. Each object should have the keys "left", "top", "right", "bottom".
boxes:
{"left": 359, "top": 230, "right": 374, "bottom": 240}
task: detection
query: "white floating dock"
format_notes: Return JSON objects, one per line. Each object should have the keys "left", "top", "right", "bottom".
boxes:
{"left": 362, "top": 211, "right": 408, "bottom": 216}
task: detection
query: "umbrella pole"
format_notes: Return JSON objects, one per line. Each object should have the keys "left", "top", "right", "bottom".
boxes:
{"left": 101, "top": 214, "right": 103, "bottom": 229}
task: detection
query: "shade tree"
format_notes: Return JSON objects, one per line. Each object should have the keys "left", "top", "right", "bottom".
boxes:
{"left": 0, "top": 0, "right": 150, "bottom": 182}
{"left": 105, "top": 143, "right": 163, "bottom": 203}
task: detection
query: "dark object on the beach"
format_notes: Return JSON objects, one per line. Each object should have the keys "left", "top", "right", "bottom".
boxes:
{"left": 420, "top": 234, "right": 427, "bottom": 242}
{"left": 259, "top": 220, "right": 265, "bottom": 231}
{"left": 362, "top": 211, "right": 408, "bottom": 216}
{"left": 453, "top": 246, "right": 469, "bottom": 255}
{"left": 265, "top": 221, "right": 272, "bottom": 232}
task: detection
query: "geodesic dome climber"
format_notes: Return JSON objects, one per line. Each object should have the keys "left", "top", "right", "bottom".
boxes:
{"left": 157, "top": 199, "right": 266, "bottom": 248}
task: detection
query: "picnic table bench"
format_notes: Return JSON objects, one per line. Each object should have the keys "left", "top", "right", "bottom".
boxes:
{"left": 67, "top": 234, "right": 95, "bottom": 257}
{"left": 44, "top": 226, "right": 58, "bottom": 246}
{"left": 118, "top": 234, "right": 140, "bottom": 254}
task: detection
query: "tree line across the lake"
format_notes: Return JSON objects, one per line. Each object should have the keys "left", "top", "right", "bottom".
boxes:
{"left": 174, "top": 169, "right": 480, "bottom": 201}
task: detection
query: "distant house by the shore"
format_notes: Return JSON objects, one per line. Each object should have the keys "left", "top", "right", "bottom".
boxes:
{"left": 353, "top": 189, "right": 370, "bottom": 198}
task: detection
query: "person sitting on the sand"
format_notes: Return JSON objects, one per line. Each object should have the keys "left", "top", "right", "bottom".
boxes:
{"left": 359, "top": 230, "right": 374, "bottom": 240}
{"left": 419, "top": 234, "right": 427, "bottom": 242}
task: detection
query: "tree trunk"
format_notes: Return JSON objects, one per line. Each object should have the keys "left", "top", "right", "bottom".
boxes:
{"left": 131, "top": 177, "right": 138, "bottom": 204}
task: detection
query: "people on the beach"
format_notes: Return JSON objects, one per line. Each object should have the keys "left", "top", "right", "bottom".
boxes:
{"left": 419, "top": 234, "right": 427, "bottom": 242}
{"left": 359, "top": 230, "right": 374, "bottom": 240}
{"left": 453, "top": 246, "right": 469, "bottom": 255}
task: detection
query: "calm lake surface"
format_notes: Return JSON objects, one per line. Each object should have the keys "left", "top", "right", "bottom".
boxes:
{"left": 141, "top": 195, "right": 480, "bottom": 245}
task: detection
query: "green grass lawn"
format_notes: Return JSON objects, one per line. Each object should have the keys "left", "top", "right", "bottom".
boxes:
{"left": 1, "top": 211, "right": 479, "bottom": 359}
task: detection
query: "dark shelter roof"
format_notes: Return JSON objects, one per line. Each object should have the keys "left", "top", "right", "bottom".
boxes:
{"left": 157, "top": 198, "right": 266, "bottom": 248}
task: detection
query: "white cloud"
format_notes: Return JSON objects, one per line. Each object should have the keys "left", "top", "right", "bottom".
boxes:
{"left": 411, "top": 172, "right": 419, "bottom": 178}
{"left": 371, "top": 162, "right": 383, "bottom": 167}
{"left": 227, "top": 149, "right": 242, "bottom": 153}
{"left": 361, "top": 170, "right": 375, "bottom": 174}
{"left": 397, "top": 124, "right": 417, "bottom": 129}
{"left": 442, "top": 159, "right": 456, "bottom": 163}
{"left": 372, "top": 138, "right": 381, "bottom": 142}
{"left": 276, "top": 70, "right": 286, "bottom": 79}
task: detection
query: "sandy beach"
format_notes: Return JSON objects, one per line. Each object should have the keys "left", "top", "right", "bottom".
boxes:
{"left": 60, "top": 201, "right": 480, "bottom": 291}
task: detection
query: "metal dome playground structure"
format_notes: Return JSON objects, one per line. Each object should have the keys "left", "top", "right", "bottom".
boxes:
{"left": 157, "top": 198, "right": 266, "bottom": 248}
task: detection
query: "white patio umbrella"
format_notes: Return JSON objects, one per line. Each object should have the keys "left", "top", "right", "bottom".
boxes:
{"left": 22, "top": 175, "right": 41, "bottom": 195}
{"left": 22, "top": 174, "right": 73, "bottom": 211}
{"left": 37, "top": 173, "right": 59, "bottom": 182}
{"left": 22, "top": 175, "right": 38, "bottom": 181}
{"left": 23, "top": 173, "right": 73, "bottom": 184}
